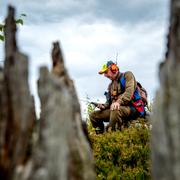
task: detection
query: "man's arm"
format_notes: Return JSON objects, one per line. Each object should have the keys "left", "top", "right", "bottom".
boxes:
{"left": 90, "top": 90, "right": 111, "bottom": 110}
{"left": 117, "top": 71, "right": 136, "bottom": 105}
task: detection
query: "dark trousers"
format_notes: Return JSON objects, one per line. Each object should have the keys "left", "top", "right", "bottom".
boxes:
{"left": 89, "top": 106, "right": 131, "bottom": 131}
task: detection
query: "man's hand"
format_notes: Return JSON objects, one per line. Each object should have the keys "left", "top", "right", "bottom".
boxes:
{"left": 97, "top": 103, "right": 106, "bottom": 110}
{"left": 110, "top": 102, "right": 120, "bottom": 110}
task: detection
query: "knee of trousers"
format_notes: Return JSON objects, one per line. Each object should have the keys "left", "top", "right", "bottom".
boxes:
{"left": 110, "top": 110, "right": 121, "bottom": 118}
{"left": 89, "top": 111, "right": 97, "bottom": 122}
{"left": 89, "top": 111, "right": 103, "bottom": 128}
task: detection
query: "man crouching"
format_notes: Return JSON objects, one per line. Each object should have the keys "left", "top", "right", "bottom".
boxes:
{"left": 89, "top": 61, "right": 145, "bottom": 134}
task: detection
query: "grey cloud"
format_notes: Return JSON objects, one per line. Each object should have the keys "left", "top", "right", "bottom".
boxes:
{"left": 1, "top": 0, "right": 94, "bottom": 24}
{"left": 94, "top": 0, "right": 169, "bottom": 25}
{"left": 1, "top": 0, "right": 169, "bottom": 25}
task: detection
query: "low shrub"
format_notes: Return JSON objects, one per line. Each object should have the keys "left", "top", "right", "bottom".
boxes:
{"left": 89, "top": 119, "right": 151, "bottom": 180}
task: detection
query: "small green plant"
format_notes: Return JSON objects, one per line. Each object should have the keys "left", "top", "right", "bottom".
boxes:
{"left": 0, "top": 13, "right": 26, "bottom": 42}
{"left": 15, "top": 13, "right": 26, "bottom": 25}
{"left": 86, "top": 102, "right": 96, "bottom": 132}
{"left": 82, "top": 94, "right": 100, "bottom": 131}
{"left": 0, "top": 24, "right": 5, "bottom": 41}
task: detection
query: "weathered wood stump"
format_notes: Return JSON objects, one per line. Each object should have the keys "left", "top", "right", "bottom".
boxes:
{"left": 0, "top": 6, "right": 36, "bottom": 180}
{"left": 0, "top": 6, "right": 95, "bottom": 180}
{"left": 151, "top": 0, "right": 180, "bottom": 179}
{"left": 30, "top": 42, "right": 95, "bottom": 180}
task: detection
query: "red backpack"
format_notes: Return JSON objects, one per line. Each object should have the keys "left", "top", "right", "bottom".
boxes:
{"left": 137, "top": 82, "right": 148, "bottom": 106}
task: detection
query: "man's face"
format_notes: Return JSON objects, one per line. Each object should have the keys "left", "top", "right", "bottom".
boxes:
{"left": 104, "top": 68, "right": 117, "bottom": 80}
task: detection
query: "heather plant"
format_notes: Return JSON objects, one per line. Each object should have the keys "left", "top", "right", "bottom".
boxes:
{"left": 90, "top": 121, "right": 151, "bottom": 179}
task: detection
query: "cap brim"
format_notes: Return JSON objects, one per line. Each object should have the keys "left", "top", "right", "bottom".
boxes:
{"left": 98, "top": 69, "right": 107, "bottom": 74}
{"left": 98, "top": 63, "right": 108, "bottom": 74}
{"left": 98, "top": 71, "right": 104, "bottom": 74}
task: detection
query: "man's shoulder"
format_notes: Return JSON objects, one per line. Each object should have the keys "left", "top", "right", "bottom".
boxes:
{"left": 123, "top": 71, "right": 134, "bottom": 78}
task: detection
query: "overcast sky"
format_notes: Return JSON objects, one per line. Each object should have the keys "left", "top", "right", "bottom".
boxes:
{"left": 0, "top": 0, "right": 170, "bottom": 117}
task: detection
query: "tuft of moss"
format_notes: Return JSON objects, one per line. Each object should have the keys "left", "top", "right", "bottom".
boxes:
{"left": 90, "top": 118, "right": 151, "bottom": 180}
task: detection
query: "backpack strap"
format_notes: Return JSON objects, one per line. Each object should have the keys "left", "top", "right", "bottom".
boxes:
{"left": 119, "top": 72, "right": 145, "bottom": 117}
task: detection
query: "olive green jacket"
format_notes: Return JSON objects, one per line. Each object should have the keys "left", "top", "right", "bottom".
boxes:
{"left": 105, "top": 71, "right": 137, "bottom": 107}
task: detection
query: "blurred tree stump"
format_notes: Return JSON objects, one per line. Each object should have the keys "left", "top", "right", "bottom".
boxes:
{"left": 151, "top": 0, "right": 180, "bottom": 179}
{"left": 0, "top": 6, "right": 36, "bottom": 180}
{"left": 31, "top": 42, "right": 95, "bottom": 180}
{"left": 0, "top": 6, "right": 95, "bottom": 180}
